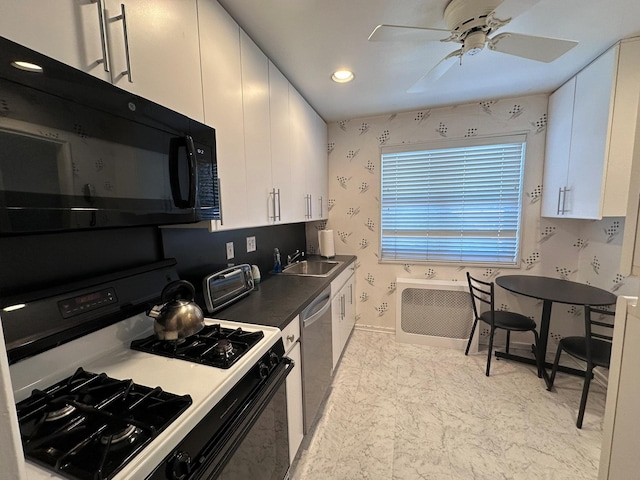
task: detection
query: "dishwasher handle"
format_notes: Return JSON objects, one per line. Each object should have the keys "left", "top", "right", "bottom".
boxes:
{"left": 301, "top": 289, "right": 331, "bottom": 328}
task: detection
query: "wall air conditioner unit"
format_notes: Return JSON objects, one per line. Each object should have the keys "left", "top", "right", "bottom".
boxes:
{"left": 396, "top": 278, "right": 477, "bottom": 353}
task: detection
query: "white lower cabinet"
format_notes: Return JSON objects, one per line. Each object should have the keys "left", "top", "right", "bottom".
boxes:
{"left": 331, "top": 265, "right": 356, "bottom": 370}
{"left": 282, "top": 316, "right": 303, "bottom": 464}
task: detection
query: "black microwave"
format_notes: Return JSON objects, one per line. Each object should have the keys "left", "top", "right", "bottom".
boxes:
{"left": 0, "top": 36, "right": 220, "bottom": 235}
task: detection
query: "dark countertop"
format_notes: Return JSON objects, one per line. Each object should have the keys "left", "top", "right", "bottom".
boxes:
{"left": 212, "top": 255, "right": 356, "bottom": 330}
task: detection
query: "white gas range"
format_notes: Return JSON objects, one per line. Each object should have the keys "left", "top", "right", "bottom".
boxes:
{"left": 2, "top": 261, "right": 292, "bottom": 480}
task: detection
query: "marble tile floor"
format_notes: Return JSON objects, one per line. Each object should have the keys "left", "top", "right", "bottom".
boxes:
{"left": 290, "top": 329, "right": 606, "bottom": 480}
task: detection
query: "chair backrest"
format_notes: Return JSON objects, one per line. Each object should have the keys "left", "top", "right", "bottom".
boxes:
{"left": 584, "top": 305, "right": 615, "bottom": 362}
{"left": 466, "top": 272, "right": 495, "bottom": 323}
{"left": 584, "top": 305, "right": 615, "bottom": 342}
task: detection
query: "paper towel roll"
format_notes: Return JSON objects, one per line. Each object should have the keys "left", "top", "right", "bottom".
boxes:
{"left": 318, "top": 229, "right": 335, "bottom": 258}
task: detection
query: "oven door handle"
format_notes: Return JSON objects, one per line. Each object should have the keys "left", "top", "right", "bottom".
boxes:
{"left": 219, "top": 269, "right": 242, "bottom": 279}
{"left": 189, "top": 358, "right": 293, "bottom": 480}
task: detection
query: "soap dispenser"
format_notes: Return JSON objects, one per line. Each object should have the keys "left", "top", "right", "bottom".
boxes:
{"left": 273, "top": 248, "right": 282, "bottom": 273}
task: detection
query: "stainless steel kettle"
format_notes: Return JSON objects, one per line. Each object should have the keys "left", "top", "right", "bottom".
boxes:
{"left": 147, "top": 280, "right": 205, "bottom": 341}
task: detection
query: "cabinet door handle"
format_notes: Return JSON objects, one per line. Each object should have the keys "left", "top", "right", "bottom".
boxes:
{"left": 340, "top": 294, "right": 345, "bottom": 319}
{"left": 305, "top": 194, "right": 312, "bottom": 219}
{"left": 557, "top": 187, "right": 562, "bottom": 215}
{"left": 286, "top": 334, "right": 295, "bottom": 343}
{"left": 319, "top": 196, "right": 323, "bottom": 218}
{"left": 276, "top": 188, "right": 281, "bottom": 221}
{"left": 309, "top": 194, "right": 313, "bottom": 219}
{"left": 561, "top": 187, "right": 570, "bottom": 214}
{"left": 349, "top": 284, "right": 353, "bottom": 305}
{"left": 114, "top": 4, "right": 133, "bottom": 82}
{"left": 270, "top": 188, "right": 277, "bottom": 221}
{"left": 93, "top": 0, "right": 110, "bottom": 72}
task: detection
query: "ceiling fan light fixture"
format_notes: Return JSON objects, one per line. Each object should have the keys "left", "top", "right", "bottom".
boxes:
{"left": 463, "top": 30, "right": 487, "bottom": 56}
{"left": 331, "top": 70, "right": 354, "bottom": 83}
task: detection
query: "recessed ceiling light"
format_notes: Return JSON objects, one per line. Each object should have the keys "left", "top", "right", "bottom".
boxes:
{"left": 331, "top": 70, "right": 354, "bottom": 83}
{"left": 11, "top": 60, "right": 43, "bottom": 73}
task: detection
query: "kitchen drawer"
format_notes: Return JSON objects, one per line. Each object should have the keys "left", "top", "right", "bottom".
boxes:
{"left": 282, "top": 315, "right": 300, "bottom": 354}
{"left": 331, "top": 262, "right": 356, "bottom": 296}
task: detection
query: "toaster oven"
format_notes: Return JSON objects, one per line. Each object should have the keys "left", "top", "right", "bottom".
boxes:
{"left": 203, "top": 264, "right": 254, "bottom": 313}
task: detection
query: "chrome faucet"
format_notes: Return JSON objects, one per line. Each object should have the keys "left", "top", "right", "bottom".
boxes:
{"left": 287, "top": 249, "right": 304, "bottom": 265}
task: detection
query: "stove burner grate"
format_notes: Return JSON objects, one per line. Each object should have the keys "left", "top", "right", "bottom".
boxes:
{"left": 15, "top": 368, "right": 192, "bottom": 480}
{"left": 130, "top": 324, "right": 265, "bottom": 368}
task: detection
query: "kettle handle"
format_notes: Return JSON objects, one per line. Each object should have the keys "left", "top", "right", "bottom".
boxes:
{"left": 161, "top": 280, "right": 196, "bottom": 304}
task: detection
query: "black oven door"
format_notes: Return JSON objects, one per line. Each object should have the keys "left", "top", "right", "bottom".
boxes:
{"left": 148, "top": 357, "right": 292, "bottom": 480}
{"left": 212, "top": 368, "right": 290, "bottom": 480}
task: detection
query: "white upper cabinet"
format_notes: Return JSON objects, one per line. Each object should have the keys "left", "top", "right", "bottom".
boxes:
{"left": 541, "top": 78, "right": 575, "bottom": 217}
{"left": 0, "top": 0, "right": 203, "bottom": 121}
{"left": 240, "top": 31, "right": 273, "bottom": 227}
{"left": 289, "top": 88, "right": 328, "bottom": 221}
{"left": 197, "top": 3, "right": 326, "bottom": 231}
{"left": 0, "top": 0, "right": 111, "bottom": 82}
{"left": 103, "top": 0, "right": 204, "bottom": 121}
{"left": 198, "top": 0, "right": 247, "bottom": 231}
{"left": 0, "top": 0, "right": 204, "bottom": 122}
{"left": 542, "top": 38, "right": 640, "bottom": 219}
{"left": 269, "top": 62, "right": 297, "bottom": 223}
{"left": 307, "top": 107, "right": 329, "bottom": 221}
{"left": 289, "top": 88, "right": 312, "bottom": 221}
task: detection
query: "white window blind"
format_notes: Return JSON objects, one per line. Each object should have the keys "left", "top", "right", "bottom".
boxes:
{"left": 380, "top": 135, "right": 526, "bottom": 265}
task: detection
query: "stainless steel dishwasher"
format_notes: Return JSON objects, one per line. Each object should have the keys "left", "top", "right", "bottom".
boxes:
{"left": 300, "top": 286, "right": 333, "bottom": 433}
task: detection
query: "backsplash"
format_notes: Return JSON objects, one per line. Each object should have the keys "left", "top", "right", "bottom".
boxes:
{"left": 0, "top": 226, "right": 162, "bottom": 298}
{"left": 309, "top": 94, "right": 639, "bottom": 345}
{"left": 161, "top": 223, "right": 307, "bottom": 284}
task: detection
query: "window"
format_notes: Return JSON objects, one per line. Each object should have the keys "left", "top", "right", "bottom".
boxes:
{"left": 380, "top": 134, "right": 526, "bottom": 266}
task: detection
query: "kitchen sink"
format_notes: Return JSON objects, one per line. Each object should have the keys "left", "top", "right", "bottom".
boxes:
{"left": 281, "top": 260, "right": 342, "bottom": 277}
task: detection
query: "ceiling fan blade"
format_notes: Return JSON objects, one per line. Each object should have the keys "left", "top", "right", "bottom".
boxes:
{"left": 489, "top": 32, "right": 578, "bottom": 62}
{"left": 407, "top": 50, "right": 462, "bottom": 93}
{"left": 368, "top": 24, "right": 450, "bottom": 42}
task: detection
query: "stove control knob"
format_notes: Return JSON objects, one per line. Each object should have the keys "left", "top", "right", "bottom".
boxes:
{"left": 259, "top": 362, "right": 270, "bottom": 379}
{"left": 171, "top": 451, "right": 192, "bottom": 480}
{"left": 268, "top": 352, "right": 280, "bottom": 368}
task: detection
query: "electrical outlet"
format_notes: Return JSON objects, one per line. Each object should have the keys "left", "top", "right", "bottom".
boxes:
{"left": 226, "top": 242, "right": 234, "bottom": 260}
{"left": 246, "top": 236, "right": 256, "bottom": 253}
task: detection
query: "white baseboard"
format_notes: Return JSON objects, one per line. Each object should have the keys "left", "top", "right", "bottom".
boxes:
{"left": 354, "top": 324, "right": 395, "bottom": 335}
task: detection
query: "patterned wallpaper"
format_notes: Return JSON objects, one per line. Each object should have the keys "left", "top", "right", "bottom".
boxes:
{"left": 306, "top": 94, "right": 639, "bottom": 349}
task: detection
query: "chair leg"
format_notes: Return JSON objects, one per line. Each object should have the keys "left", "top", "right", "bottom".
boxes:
{"left": 532, "top": 330, "right": 542, "bottom": 378}
{"left": 547, "top": 344, "right": 563, "bottom": 391}
{"left": 465, "top": 318, "right": 479, "bottom": 356}
{"left": 506, "top": 330, "right": 511, "bottom": 354}
{"left": 486, "top": 327, "right": 495, "bottom": 376}
{"left": 576, "top": 367, "right": 593, "bottom": 429}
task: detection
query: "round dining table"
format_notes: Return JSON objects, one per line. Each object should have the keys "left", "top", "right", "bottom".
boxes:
{"left": 495, "top": 275, "right": 617, "bottom": 388}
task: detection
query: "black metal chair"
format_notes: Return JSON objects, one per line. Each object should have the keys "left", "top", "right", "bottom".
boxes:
{"left": 547, "top": 305, "right": 615, "bottom": 429}
{"left": 465, "top": 272, "right": 542, "bottom": 377}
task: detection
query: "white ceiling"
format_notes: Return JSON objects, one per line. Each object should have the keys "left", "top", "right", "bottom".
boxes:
{"left": 217, "top": 0, "right": 640, "bottom": 122}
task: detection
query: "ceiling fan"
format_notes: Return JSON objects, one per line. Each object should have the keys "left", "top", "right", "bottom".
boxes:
{"left": 368, "top": 0, "right": 578, "bottom": 93}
